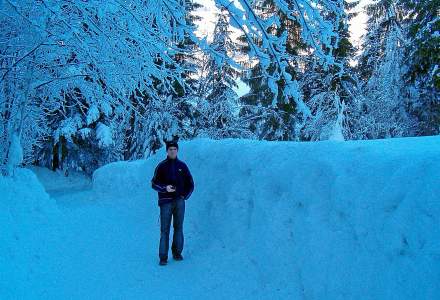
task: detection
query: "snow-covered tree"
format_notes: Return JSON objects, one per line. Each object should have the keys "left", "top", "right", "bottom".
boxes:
{"left": 0, "top": 0, "right": 353, "bottom": 174}
{"left": 353, "top": 0, "right": 418, "bottom": 139}
{"left": 361, "top": 3, "right": 416, "bottom": 138}
{"left": 402, "top": 0, "right": 440, "bottom": 135}
{"left": 194, "top": 7, "right": 251, "bottom": 139}
{"left": 0, "top": 0, "right": 194, "bottom": 174}
{"left": 357, "top": 0, "right": 400, "bottom": 81}
{"left": 123, "top": 1, "right": 203, "bottom": 160}
{"left": 298, "top": 0, "right": 359, "bottom": 141}
{"left": 236, "top": 0, "right": 304, "bottom": 141}
{"left": 169, "top": 0, "right": 204, "bottom": 140}
{"left": 218, "top": 0, "right": 346, "bottom": 118}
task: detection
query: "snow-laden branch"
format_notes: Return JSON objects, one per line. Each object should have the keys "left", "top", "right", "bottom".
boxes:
{"left": 216, "top": 0, "right": 344, "bottom": 116}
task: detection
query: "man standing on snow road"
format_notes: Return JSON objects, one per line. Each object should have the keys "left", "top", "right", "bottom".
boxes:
{"left": 151, "top": 138, "right": 194, "bottom": 266}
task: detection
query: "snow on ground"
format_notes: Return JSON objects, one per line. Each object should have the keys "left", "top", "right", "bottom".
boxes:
{"left": 25, "top": 166, "right": 95, "bottom": 219}
{"left": 2, "top": 136, "right": 440, "bottom": 299}
{"left": 0, "top": 168, "right": 61, "bottom": 299}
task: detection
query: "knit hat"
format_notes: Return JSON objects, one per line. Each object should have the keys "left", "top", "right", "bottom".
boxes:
{"left": 165, "top": 140, "right": 179, "bottom": 150}
{"left": 164, "top": 135, "right": 179, "bottom": 150}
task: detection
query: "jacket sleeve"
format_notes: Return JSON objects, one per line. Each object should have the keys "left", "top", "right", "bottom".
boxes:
{"left": 182, "top": 164, "right": 194, "bottom": 200}
{"left": 151, "top": 163, "right": 167, "bottom": 192}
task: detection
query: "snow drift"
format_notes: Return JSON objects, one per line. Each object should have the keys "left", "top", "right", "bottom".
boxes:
{"left": 92, "top": 136, "right": 440, "bottom": 299}
{"left": 0, "top": 168, "right": 61, "bottom": 299}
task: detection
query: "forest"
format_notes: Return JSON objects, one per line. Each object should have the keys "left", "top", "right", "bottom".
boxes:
{"left": 1, "top": 0, "right": 439, "bottom": 175}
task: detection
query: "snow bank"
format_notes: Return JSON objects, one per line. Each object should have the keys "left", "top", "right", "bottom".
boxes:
{"left": 93, "top": 136, "right": 440, "bottom": 299}
{"left": 0, "top": 168, "right": 61, "bottom": 299}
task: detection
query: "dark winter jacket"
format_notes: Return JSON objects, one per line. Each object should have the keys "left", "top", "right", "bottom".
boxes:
{"left": 151, "top": 156, "right": 194, "bottom": 206}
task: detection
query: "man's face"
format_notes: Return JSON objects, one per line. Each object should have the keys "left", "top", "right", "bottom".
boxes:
{"left": 167, "top": 146, "right": 178, "bottom": 159}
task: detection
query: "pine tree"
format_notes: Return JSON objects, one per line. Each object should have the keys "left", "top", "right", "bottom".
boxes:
{"left": 172, "top": 0, "right": 204, "bottom": 140}
{"left": 299, "top": 1, "right": 359, "bottom": 141}
{"left": 357, "top": 0, "right": 398, "bottom": 81}
{"left": 195, "top": 7, "right": 250, "bottom": 139}
{"left": 402, "top": 0, "right": 440, "bottom": 135}
{"left": 123, "top": 0, "right": 203, "bottom": 160}
{"left": 238, "top": 0, "right": 307, "bottom": 141}
{"left": 354, "top": 0, "right": 417, "bottom": 139}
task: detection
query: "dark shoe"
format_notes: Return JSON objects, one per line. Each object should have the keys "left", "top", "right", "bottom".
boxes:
{"left": 159, "top": 258, "right": 167, "bottom": 266}
{"left": 172, "top": 253, "right": 183, "bottom": 261}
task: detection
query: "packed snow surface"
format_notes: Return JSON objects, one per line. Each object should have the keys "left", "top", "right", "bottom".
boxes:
{"left": 2, "top": 136, "right": 439, "bottom": 299}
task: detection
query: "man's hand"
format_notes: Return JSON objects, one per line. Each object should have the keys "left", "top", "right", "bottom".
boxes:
{"left": 166, "top": 185, "right": 176, "bottom": 192}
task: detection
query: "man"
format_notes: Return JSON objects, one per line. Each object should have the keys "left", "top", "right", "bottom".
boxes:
{"left": 151, "top": 138, "right": 194, "bottom": 266}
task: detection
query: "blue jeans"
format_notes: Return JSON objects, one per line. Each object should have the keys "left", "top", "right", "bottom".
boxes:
{"left": 159, "top": 198, "right": 185, "bottom": 260}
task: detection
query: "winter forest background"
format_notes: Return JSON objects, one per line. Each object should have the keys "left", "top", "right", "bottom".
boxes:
{"left": 1, "top": 0, "right": 439, "bottom": 175}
